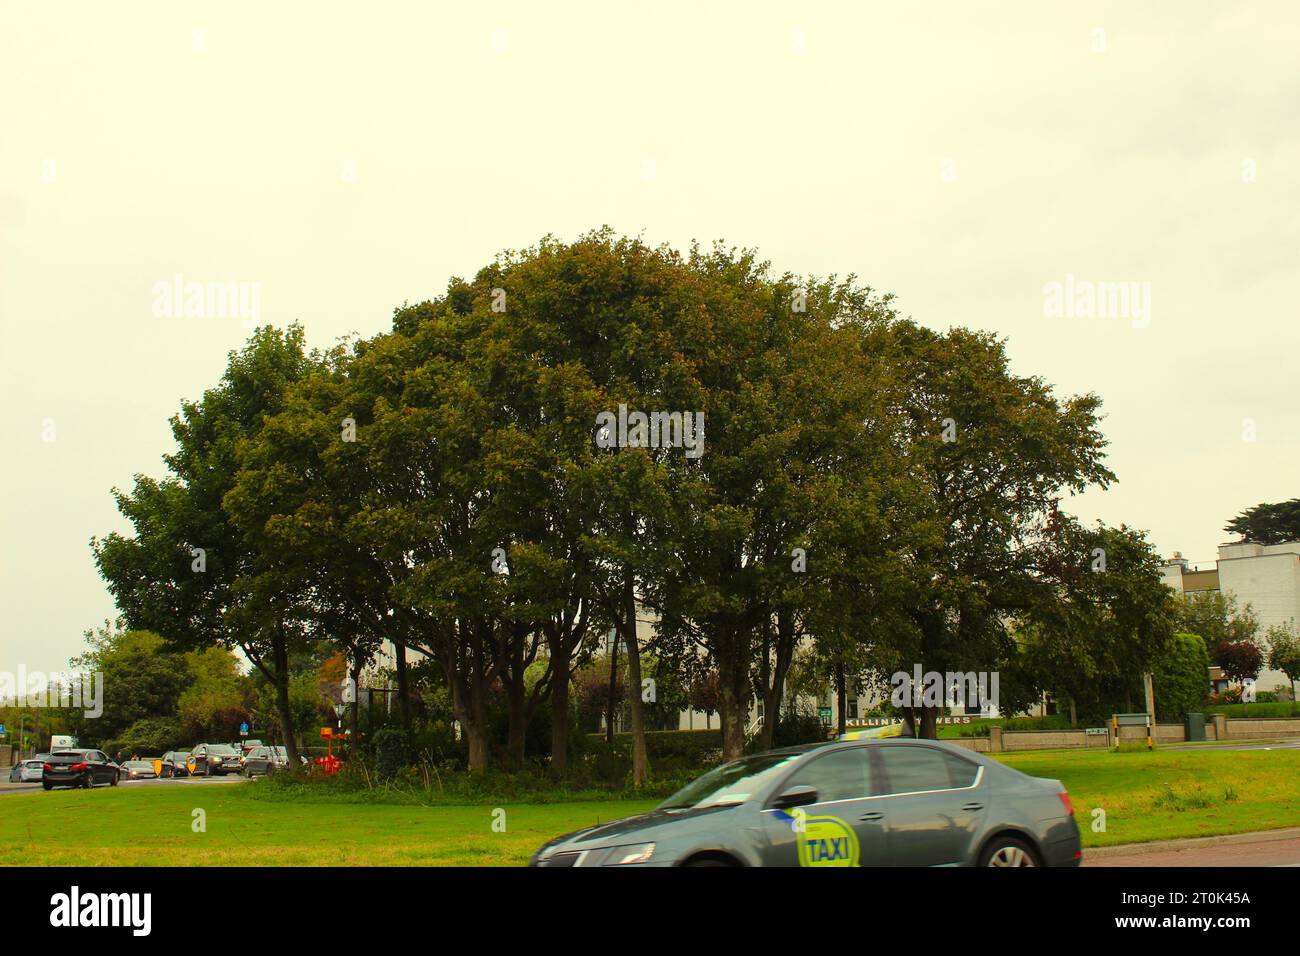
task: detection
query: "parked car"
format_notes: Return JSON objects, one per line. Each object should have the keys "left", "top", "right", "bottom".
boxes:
{"left": 155, "top": 751, "right": 191, "bottom": 778}
{"left": 41, "top": 749, "right": 119, "bottom": 790}
{"left": 530, "top": 738, "right": 1081, "bottom": 867}
{"left": 118, "top": 760, "right": 158, "bottom": 781}
{"left": 238, "top": 738, "right": 265, "bottom": 755}
{"left": 241, "top": 745, "right": 293, "bottom": 776}
{"left": 187, "top": 744, "right": 240, "bottom": 776}
{"left": 9, "top": 758, "right": 47, "bottom": 783}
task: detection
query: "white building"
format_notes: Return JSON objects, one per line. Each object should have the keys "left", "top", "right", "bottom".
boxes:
{"left": 1160, "top": 540, "right": 1300, "bottom": 695}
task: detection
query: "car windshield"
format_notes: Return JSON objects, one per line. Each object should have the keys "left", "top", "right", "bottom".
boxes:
{"left": 125, "top": 761, "right": 150, "bottom": 768}
{"left": 657, "top": 752, "right": 803, "bottom": 810}
{"left": 208, "top": 745, "right": 238, "bottom": 756}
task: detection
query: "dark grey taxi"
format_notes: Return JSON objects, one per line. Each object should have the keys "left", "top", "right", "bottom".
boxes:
{"left": 530, "top": 739, "right": 1081, "bottom": 867}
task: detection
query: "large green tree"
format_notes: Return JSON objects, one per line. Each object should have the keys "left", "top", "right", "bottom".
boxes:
{"left": 867, "top": 325, "right": 1116, "bottom": 737}
{"left": 1225, "top": 499, "right": 1300, "bottom": 545}
{"left": 93, "top": 326, "right": 319, "bottom": 765}
{"left": 1025, "top": 519, "right": 1177, "bottom": 725}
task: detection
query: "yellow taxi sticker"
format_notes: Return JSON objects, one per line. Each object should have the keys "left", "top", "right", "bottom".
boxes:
{"left": 797, "top": 815, "right": 860, "bottom": 867}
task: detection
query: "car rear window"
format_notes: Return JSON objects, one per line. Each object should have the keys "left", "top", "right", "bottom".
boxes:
{"left": 874, "top": 746, "right": 977, "bottom": 794}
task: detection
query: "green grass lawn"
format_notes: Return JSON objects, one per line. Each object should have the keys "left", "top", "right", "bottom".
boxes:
{"left": 0, "top": 785, "right": 657, "bottom": 867}
{"left": 3, "top": 746, "right": 1297, "bottom": 865}
{"left": 993, "top": 747, "right": 1300, "bottom": 847}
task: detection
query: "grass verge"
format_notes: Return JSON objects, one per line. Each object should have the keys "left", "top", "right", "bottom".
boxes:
{"left": 2, "top": 747, "right": 1296, "bottom": 864}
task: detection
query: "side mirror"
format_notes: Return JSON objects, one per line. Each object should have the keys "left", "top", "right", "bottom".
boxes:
{"left": 771, "top": 785, "right": 819, "bottom": 810}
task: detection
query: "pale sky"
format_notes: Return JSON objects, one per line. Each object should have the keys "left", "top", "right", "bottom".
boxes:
{"left": 3, "top": 2, "right": 1298, "bottom": 673}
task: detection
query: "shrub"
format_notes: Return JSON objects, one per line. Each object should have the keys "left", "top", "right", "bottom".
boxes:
{"left": 1152, "top": 632, "right": 1211, "bottom": 720}
{"left": 371, "top": 727, "right": 412, "bottom": 781}
{"left": 771, "top": 709, "right": 828, "bottom": 748}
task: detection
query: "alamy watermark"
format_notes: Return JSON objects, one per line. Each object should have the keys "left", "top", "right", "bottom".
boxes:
{"left": 0, "top": 666, "right": 104, "bottom": 718}
{"left": 890, "top": 666, "right": 999, "bottom": 712}
{"left": 151, "top": 274, "right": 262, "bottom": 326}
{"left": 595, "top": 403, "right": 704, "bottom": 458}
{"left": 1042, "top": 274, "right": 1151, "bottom": 329}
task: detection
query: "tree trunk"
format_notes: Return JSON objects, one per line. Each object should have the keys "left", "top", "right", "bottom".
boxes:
{"left": 1068, "top": 696, "right": 1078, "bottom": 728}
{"left": 505, "top": 671, "right": 527, "bottom": 770}
{"left": 835, "top": 662, "right": 847, "bottom": 737}
{"left": 466, "top": 721, "right": 489, "bottom": 774}
{"left": 349, "top": 661, "right": 362, "bottom": 757}
{"left": 394, "top": 639, "right": 411, "bottom": 728}
{"left": 550, "top": 654, "right": 572, "bottom": 773}
{"left": 622, "top": 565, "right": 648, "bottom": 786}
{"left": 757, "top": 612, "right": 796, "bottom": 751}
{"left": 466, "top": 664, "right": 491, "bottom": 774}
{"left": 718, "top": 640, "right": 748, "bottom": 760}
{"left": 605, "top": 627, "right": 619, "bottom": 743}
{"left": 272, "top": 634, "right": 301, "bottom": 767}
{"left": 918, "top": 704, "right": 939, "bottom": 740}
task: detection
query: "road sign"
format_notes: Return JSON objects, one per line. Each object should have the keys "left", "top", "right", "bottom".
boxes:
{"left": 0, "top": 723, "right": 6, "bottom": 738}
{"left": 818, "top": 707, "right": 832, "bottom": 725}
{"left": 239, "top": 722, "right": 249, "bottom": 736}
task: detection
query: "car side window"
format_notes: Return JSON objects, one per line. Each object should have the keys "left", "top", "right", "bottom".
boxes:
{"left": 874, "top": 746, "right": 975, "bottom": 795}
{"left": 781, "top": 748, "right": 872, "bottom": 804}
{"left": 945, "top": 754, "right": 979, "bottom": 788}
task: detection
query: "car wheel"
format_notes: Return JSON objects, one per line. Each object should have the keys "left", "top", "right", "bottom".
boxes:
{"left": 682, "top": 857, "right": 737, "bottom": 867}
{"left": 980, "top": 836, "right": 1039, "bottom": 868}
{"left": 42, "top": 781, "right": 53, "bottom": 791}
{"left": 82, "top": 773, "right": 93, "bottom": 789}
{"left": 110, "top": 772, "right": 119, "bottom": 787}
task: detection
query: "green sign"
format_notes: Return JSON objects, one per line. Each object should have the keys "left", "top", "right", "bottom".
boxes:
{"left": 818, "top": 707, "right": 832, "bottom": 724}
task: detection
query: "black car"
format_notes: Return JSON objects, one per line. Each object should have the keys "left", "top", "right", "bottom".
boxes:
{"left": 158, "top": 751, "right": 190, "bottom": 778}
{"left": 190, "top": 743, "right": 240, "bottom": 776}
{"left": 42, "top": 749, "right": 119, "bottom": 790}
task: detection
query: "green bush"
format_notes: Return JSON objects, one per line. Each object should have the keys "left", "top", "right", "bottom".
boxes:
{"left": 371, "top": 727, "right": 412, "bottom": 781}
{"left": 770, "top": 709, "right": 827, "bottom": 748}
{"left": 1152, "top": 632, "right": 1211, "bottom": 720}
{"left": 103, "top": 716, "right": 185, "bottom": 757}
{"left": 1204, "top": 700, "right": 1296, "bottom": 717}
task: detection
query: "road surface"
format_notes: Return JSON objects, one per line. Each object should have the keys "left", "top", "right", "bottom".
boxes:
{"left": 1088, "top": 828, "right": 1300, "bottom": 867}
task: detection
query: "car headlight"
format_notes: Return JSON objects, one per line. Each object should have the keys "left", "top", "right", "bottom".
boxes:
{"left": 607, "top": 843, "right": 656, "bottom": 865}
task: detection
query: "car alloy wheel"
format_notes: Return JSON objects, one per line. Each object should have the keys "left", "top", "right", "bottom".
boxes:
{"left": 986, "top": 842, "right": 1036, "bottom": 867}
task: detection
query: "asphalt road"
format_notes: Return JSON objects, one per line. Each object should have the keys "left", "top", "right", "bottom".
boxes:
{"left": 1087, "top": 828, "right": 1300, "bottom": 867}
{"left": 0, "top": 774, "right": 247, "bottom": 795}
{"left": 1160, "top": 740, "right": 1300, "bottom": 752}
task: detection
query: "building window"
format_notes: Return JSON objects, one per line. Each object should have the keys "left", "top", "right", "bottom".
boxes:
{"left": 846, "top": 698, "right": 859, "bottom": 720}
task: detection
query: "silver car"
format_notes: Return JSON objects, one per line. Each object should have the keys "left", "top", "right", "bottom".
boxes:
{"left": 531, "top": 739, "right": 1081, "bottom": 867}
{"left": 8, "top": 759, "right": 46, "bottom": 783}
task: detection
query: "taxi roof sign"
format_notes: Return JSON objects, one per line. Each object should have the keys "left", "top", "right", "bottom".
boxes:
{"left": 838, "top": 722, "right": 907, "bottom": 741}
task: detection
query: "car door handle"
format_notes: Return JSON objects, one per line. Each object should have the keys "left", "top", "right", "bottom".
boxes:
{"left": 859, "top": 811, "right": 884, "bottom": 822}
{"left": 961, "top": 802, "right": 984, "bottom": 812}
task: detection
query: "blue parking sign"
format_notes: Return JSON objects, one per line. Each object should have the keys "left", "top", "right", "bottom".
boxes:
{"left": 0, "top": 723, "right": 6, "bottom": 737}
{"left": 239, "top": 722, "right": 249, "bottom": 736}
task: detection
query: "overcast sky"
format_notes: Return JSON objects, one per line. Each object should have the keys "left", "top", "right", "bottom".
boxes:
{"left": 3, "top": 2, "right": 1298, "bottom": 674}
